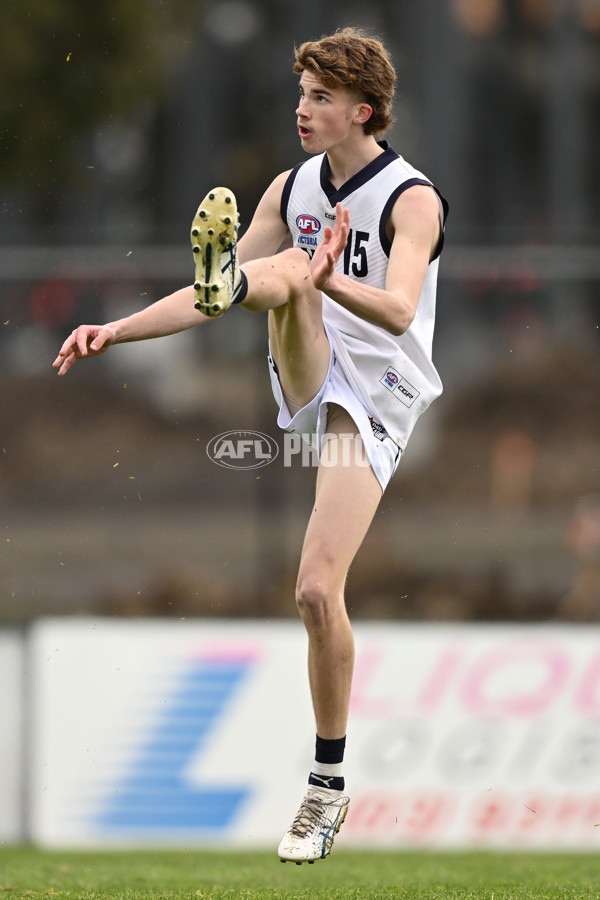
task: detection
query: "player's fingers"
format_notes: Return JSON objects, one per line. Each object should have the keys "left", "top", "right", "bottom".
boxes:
{"left": 89, "top": 329, "right": 109, "bottom": 352}
{"left": 57, "top": 352, "right": 76, "bottom": 376}
{"left": 53, "top": 331, "right": 77, "bottom": 362}
{"left": 338, "top": 220, "right": 349, "bottom": 244}
{"left": 340, "top": 208, "right": 350, "bottom": 239}
{"left": 76, "top": 330, "right": 92, "bottom": 357}
{"left": 335, "top": 203, "right": 349, "bottom": 228}
{"left": 332, "top": 206, "right": 349, "bottom": 250}
{"left": 52, "top": 343, "right": 78, "bottom": 369}
{"left": 330, "top": 225, "right": 349, "bottom": 257}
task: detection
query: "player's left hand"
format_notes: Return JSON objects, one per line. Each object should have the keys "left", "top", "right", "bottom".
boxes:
{"left": 310, "top": 203, "right": 350, "bottom": 293}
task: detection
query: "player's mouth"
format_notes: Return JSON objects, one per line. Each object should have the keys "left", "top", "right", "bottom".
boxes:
{"left": 298, "top": 125, "right": 312, "bottom": 139}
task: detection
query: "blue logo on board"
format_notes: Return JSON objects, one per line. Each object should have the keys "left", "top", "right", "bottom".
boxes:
{"left": 93, "top": 653, "right": 256, "bottom": 834}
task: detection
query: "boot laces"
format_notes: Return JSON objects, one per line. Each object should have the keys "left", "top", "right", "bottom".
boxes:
{"left": 290, "top": 796, "right": 325, "bottom": 839}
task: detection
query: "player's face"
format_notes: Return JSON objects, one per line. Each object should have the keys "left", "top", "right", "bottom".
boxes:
{"left": 296, "top": 70, "right": 363, "bottom": 154}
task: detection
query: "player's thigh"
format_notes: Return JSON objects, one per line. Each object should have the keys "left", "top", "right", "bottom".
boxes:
{"left": 298, "top": 407, "right": 383, "bottom": 588}
{"left": 268, "top": 299, "right": 330, "bottom": 413}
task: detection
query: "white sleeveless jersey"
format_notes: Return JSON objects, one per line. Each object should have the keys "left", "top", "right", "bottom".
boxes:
{"left": 281, "top": 142, "right": 448, "bottom": 450}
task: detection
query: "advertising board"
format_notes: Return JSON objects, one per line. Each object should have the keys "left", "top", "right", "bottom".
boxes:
{"left": 29, "top": 619, "right": 600, "bottom": 849}
{"left": 0, "top": 630, "right": 24, "bottom": 843}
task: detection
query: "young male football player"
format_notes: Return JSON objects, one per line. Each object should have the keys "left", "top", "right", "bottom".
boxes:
{"left": 53, "top": 27, "right": 448, "bottom": 863}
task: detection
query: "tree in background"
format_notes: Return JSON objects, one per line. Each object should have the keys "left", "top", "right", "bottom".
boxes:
{"left": 0, "top": 0, "right": 197, "bottom": 202}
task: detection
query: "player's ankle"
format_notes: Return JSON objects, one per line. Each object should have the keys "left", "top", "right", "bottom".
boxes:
{"left": 308, "top": 733, "right": 346, "bottom": 792}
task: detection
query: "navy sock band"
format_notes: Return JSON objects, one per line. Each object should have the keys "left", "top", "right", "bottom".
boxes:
{"left": 315, "top": 734, "right": 346, "bottom": 765}
{"left": 232, "top": 270, "right": 248, "bottom": 305}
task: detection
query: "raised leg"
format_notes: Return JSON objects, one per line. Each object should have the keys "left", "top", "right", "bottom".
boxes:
{"left": 242, "top": 249, "right": 331, "bottom": 416}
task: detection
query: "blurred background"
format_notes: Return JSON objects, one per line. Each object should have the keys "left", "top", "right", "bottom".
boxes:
{"left": 2, "top": 0, "right": 600, "bottom": 627}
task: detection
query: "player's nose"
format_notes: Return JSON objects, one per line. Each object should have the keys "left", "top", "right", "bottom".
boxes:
{"left": 296, "top": 96, "right": 309, "bottom": 117}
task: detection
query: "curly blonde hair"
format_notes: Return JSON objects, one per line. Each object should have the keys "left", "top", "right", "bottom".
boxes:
{"left": 293, "top": 27, "right": 396, "bottom": 136}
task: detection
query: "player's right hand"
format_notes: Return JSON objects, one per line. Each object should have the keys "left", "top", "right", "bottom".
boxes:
{"left": 310, "top": 202, "right": 350, "bottom": 294}
{"left": 52, "top": 324, "right": 117, "bottom": 376}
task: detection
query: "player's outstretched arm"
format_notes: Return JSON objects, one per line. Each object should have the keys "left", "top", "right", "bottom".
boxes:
{"left": 52, "top": 284, "right": 210, "bottom": 376}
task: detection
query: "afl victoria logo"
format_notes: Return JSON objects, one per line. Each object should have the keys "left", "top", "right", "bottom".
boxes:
{"left": 206, "top": 430, "right": 279, "bottom": 469}
{"left": 296, "top": 214, "right": 321, "bottom": 235}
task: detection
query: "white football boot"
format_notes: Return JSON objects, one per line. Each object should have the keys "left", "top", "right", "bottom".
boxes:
{"left": 278, "top": 788, "right": 350, "bottom": 864}
{"left": 190, "top": 187, "right": 242, "bottom": 317}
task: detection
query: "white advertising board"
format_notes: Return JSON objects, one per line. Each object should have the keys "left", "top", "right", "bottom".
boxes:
{"left": 29, "top": 619, "right": 600, "bottom": 849}
{"left": 0, "top": 630, "right": 24, "bottom": 843}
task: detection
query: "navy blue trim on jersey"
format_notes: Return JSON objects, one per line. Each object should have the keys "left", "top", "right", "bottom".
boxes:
{"left": 379, "top": 179, "right": 449, "bottom": 261}
{"left": 280, "top": 161, "right": 306, "bottom": 227}
{"left": 431, "top": 188, "right": 449, "bottom": 260}
{"left": 320, "top": 141, "right": 399, "bottom": 206}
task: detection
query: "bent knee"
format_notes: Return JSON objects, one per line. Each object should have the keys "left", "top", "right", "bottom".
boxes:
{"left": 281, "top": 247, "right": 311, "bottom": 269}
{"left": 279, "top": 248, "right": 314, "bottom": 301}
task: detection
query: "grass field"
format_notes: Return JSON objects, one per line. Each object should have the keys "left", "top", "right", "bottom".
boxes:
{"left": 0, "top": 847, "right": 599, "bottom": 900}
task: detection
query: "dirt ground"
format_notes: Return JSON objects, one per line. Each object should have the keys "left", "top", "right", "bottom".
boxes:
{"left": 2, "top": 348, "right": 600, "bottom": 624}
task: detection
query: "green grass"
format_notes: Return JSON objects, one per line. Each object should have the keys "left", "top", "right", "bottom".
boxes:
{"left": 0, "top": 847, "right": 599, "bottom": 900}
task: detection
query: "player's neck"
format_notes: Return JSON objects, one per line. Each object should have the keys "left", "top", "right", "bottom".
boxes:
{"left": 325, "top": 135, "right": 385, "bottom": 189}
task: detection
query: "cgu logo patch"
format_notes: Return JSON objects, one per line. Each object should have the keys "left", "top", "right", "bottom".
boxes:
{"left": 296, "top": 214, "right": 321, "bottom": 235}
{"left": 379, "top": 365, "right": 420, "bottom": 409}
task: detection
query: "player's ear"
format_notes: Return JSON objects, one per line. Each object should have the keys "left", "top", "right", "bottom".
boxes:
{"left": 354, "top": 103, "right": 373, "bottom": 126}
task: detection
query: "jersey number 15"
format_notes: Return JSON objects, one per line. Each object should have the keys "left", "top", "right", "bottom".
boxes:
{"left": 343, "top": 229, "right": 370, "bottom": 278}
